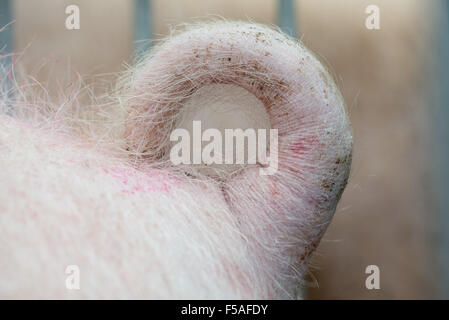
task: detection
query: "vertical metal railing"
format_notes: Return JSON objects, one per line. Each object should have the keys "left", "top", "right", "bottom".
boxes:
{"left": 133, "top": 0, "right": 299, "bottom": 51}
{"left": 134, "top": 0, "right": 152, "bottom": 54}
{"left": 435, "top": 0, "right": 449, "bottom": 299}
{"left": 278, "top": 0, "right": 297, "bottom": 37}
{"left": 0, "top": 0, "right": 12, "bottom": 53}
{"left": 0, "top": 0, "right": 13, "bottom": 110}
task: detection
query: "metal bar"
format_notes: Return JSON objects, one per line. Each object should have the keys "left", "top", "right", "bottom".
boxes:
{"left": 435, "top": 0, "right": 449, "bottom": 299}
{"left": 0, "top": 0, "right": 12, "bottom": 54}
{"left": 0, "top": 0, "right": 13, "bottom": 109}
{"left": 440, "top": 0, "right": 449, "bottom": 298}
{"left": 278, "top": 0, "right": 297, "bottom": 37}
{"left": 134, "top": 0, "right": 152, "bottom": 54}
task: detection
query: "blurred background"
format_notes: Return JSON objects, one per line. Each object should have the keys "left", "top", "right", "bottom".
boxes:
{"left": 1, "top": 0, "right": 448, "bottom": 299}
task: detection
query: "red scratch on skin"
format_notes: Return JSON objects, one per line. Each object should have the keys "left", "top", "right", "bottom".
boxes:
{"left": 290, "top": 137, "right": 314, "bottom": 155}
{"left": 106, "top": 167, "right": 174, "bottom": 195}
{"left": 289, "top": 133, "right": 323, "bottom": 157}
{"left": 290, "top": 140, "right": 307, "bottom": 154}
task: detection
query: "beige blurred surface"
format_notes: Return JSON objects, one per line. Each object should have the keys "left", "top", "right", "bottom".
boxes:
{"left": 13, "top": 0, "right": 133, "bottom": 80}
{"left": 10, "top": 0, "right": 439, "bottom": 299}
{"left": 299, "top": 0, "right": 437, "bottom": 299}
